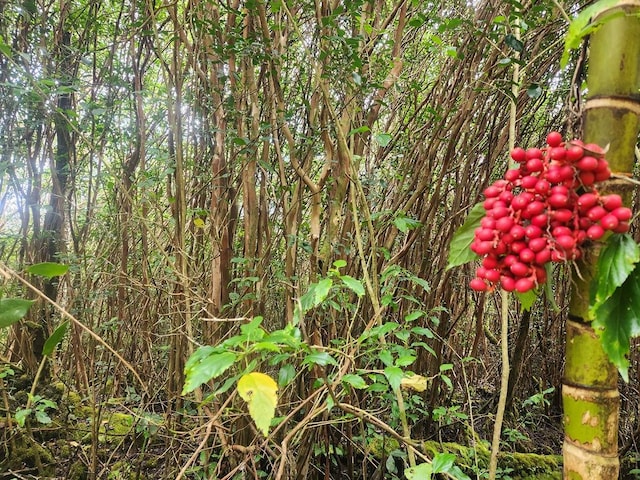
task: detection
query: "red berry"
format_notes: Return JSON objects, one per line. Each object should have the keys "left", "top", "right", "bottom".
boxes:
{"left": 511, "top": 147, "right": 527, "bottom": 163}
{"left": 489, "top": 206, "right": 509, "bottom": 219}
{"left": 484, "top": 269, "right": 501, "bottom": 283}
{"left": 525, "top": 201, "right": 546, "bottom": 217}
{"left": 546, "top": 131, "right": 563, "bottom": 147}
{"left": 549, "top": 146, "right": 566, "bottom": 160}
{"left": 475, "top": 241, "right": 494, "bottom": 255}
{"left": 519, "top": 248, "right": 535, "bottom": 263}
{"left": 555, "top": 235, "right": 576, "bottom": 250}
{"left": 552, "top": 209, "right": 573, "bottom": 223}
{"left": 512, "top": 193, "right": 533, "bottom": 211}
{"left": 503, "top": 254, "right": 518, "bottom": 267}
{"left": 577, "top": 156, "right": 598, "bottom": 171}
{"left": 521, "top": 175, "right": 539, "bottom": 189}
{"left": 515, "top": 277, "right": 535, "bottom": 293}
{"left": 566, "top": 145, "right": 584, "bottom": 162}
{"left": 510, "top": 262, "right": 529, "bottom": 277}
{"left": 594, "top": 168, "right": 611, "bottom": 182}
{"left": 484, "top": 185, "right": 501, "bottom": 198}
{"left": 548, "top": 193, "right": 569, "bottom": 208}
{"left": 526, "top": 158, "right": 544, "bottom": 173}
{"left": 578, "top": 171, "right": 595, "bottom": 186}
{"left": 546, "top": 166, "right": 563, "bottom": 183}
{"left": 510, "top": 224, "right": 526, "bottom": 239}
{"left": 511, "top": 241, "right": 527, "bottom": 254}
{"left": 600, "top": 214, "right": 620, "bottom": 231}
{"left": 552, "top": 226, "right": 572, "bottom": 237}
{"left": 481, "top": 217, "right": 496, "bottom": 229}
{"left": 501, "top": 276, "right": 516, "bottom": 292}
{"left": 499, "top": 190, "right": 514, "bottom": 203}
{"left": 612, "top": 207, "right": 632, "bottom": 221}
{"left": 535, "top": 249, "right": 551, "bottom": 264}
{"left": 505, "top": 169, "right": 522, "bottom": 182}
{"left": 531, "top": 213, "right": 549, "bottom": 228}
{"left": 614, "top": 222, "right": 630, "bottom": 233}
{"left": 482, "top": 256, "right": 499, "bottom": 269}
{"left": 526, "top": 148, "right": 543, "bottom": 160}
{"left": 495, "top": 216, "right": 515, "bottom": 232}
{"left": 535, "top": 179, "right": 551, "bottom": 194}
{"left": 587, "top": 206, "right": 607, "bottom": 221}
{"left": 524, "top": 224, "right": 543, "bottom": 239}
{"left": 476, "top": 227, "right": 495, "bottom": 241}
{"left": 587, "top": 224, "right": 605, "bottom": 240}
{"left": 528, "top": 237, "right": 547, "bottom": 252}
{"left": 601, "top": 195, "right": 623, "bottom": 211}
{"left": 559, "top": 165, "right": 575, "bottom": 181}
{"left": 470, "top": 278, "right": 488, "bottom": 291}
{"left": 577, "top": 193, "right": 599, "bottom": 210}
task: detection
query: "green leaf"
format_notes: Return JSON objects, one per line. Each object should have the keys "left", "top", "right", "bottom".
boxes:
{"left": 393, "top": 215, "right": 421, "bottom": 233}
{"left": 446, "top": 203, "right": 484, "bottom": 270}
{"left": 14, "top": 408, "right": 32, "bottom": 427}
{"left": 592, "top": 264, "right": 640, "bottom": 381}
{"left": 314, "top": 279, "right": 333, "bottom": 304}
{"left": 516, "top": 289, "right": 538, "bottom": 311}
{"left": 182, "top": 351, "right": 237, "bottom": 395}
{"left": 378, "top": 350, "right": 393, "bottom": 367}
{"left": 504, "top": 33, "right": 524, "bottom": 52}
{"left": 0, "top": 298, "right": 35, "bottom": 328}
{"left": 432, "top": 452, "right": 456, "bottom": 473}
{"left": 0, "top": 35, "right": 11, "bottom": 58}
{"left": 303, "top": 351, "right": 338, "bottom": 368}
{"left": 341, "top": 275, "right": 364, "bottom": 297}
{"left": 26, "top": 262, "right": 69, "bottom": 278}
{"left": 526, "top": 83, "right": 542, "bottom": 99}
{"left": 278, "top": 364, "right": 296, "bottom": 387}
{"left": 405, "top": 462, "right": 433, "bottom": 480}
{"left": 374, "top": 133, "right": 392, "bottom": 147}
{"left": 561, "top": 0, "right": 623, "bottom": 68}
{"left": 42, "top": 321, "right": 68, "bottom": 356}
{"left": 237, "top": 372, "right": 278, "bottom": 436}
{"left": 35, "top": 410, "right": 52, "bottom": 424}
{"left": 342, "top": 374, "right": 368, "bottom": 389}
{"left": 384, "top": 366, "right": 404, "bottom": 391}
{"left": 590, "top": 234, "right": 640, "bottom": 317}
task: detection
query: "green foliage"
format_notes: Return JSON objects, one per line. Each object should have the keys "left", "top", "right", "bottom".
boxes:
{"left": 0, "top": 298, "right": 35, "bottom": 328}
{"left": 15, "top": 395, "right": 57, "bottom": 427}
{"left": 561, "top": 0, "right": 627, "bottom": 67}
{"left": 591, "top": 234, "right": 640, "bottom": 381}
{"left": 446, "top": 202, "right": 483, "bottom": 270}
{"left": 26, "top": 262, "right": 69, "bottom": 279}
{"left": 43, "top": 321, "right": 68, "bottom": 356}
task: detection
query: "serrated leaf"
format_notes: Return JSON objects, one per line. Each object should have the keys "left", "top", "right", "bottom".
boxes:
{"left": 0, "top": 298, "right": 35, "bottom": 328}
{"left": 42, "top": 321, "right": 68, "bottom": 356}
{"left": 446, "top": 203, "right": 484, "bottom": 270}
{"left": 561, "top": 0, "right": 623, "bottom": 68}
{"left": 342, "top": 373, "right": 368, "bottom": 389}
{"left": 384, "top": 366, "right": 403, "bottom": 391}
{"left": 237, "top": 372, "right": 278, "bottom": 436}
{"left": 405, "top": 462, "right": 433, "bottom": 480}
{"left": 590, "top": 234, "right": 640, "bottom": 317}
{"left": 516, "top": 289, "right": 538, "bottom": 311}
{"left": 592, "top": 264, "right": 640, "bottom": 382}
{"left": 14, "top": 408, "right": 31, "bottom": 427}
{"left": 378, "top": 350, "right": 393, "bottom": 367}
{"left": 341, "top": 275, "right": 364, "bottom": 296}
{"left": 182, "top": 351, "right": 237, "bottom": 395}
{"left": 26, "top": 262, "right": 69, "bottom": 278}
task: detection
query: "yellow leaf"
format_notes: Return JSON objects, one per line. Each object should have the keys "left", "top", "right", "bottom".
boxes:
{"left": 237, "top": 372, "right": 278, "bottom": 436}
{"left": 193, "top": 218, "right": 205, "bottom": 228}
{"left": 400, "top": 374, "right": 429, "bottom": 392}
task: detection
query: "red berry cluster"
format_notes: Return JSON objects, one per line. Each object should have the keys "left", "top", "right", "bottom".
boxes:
{"left": 470, "top": 131, "right": 632, "bottom": 293}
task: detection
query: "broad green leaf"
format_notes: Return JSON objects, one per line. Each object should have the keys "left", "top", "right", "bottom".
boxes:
{"left": 333, "top": 259, "right": 347, "bottom": 269}
{"left": 378, "top": 350, "right": 393, "bottom": 367}
{"left": 592, "top": 265, "right": 640, "bottom": 382}
{"left": 405, "top": 462, "right": 432, "bottom": 480}
{"left": 393, "top": 216, "right": 421, "bottom": 233}
{"left": 182, "top": 351, "right": 237, "bottom": 395}
{"left": 42, "top": 321, "right": 68, "bottom": 356}
{"left": 237, "top": 372, "right": 278, "bottom": 436}
{"left": 26, "top": 262, "right": 69, "bottom": 278}
{"left": 302, "top": 351, "right": 338, "bottom": 368}
{"left": 384, "top": 366, "right": 403, "bottom": 391}
{"left": 432, "top": 452, "right": 456, "bottom": 473}
{"left": 504, "top": 34, "right": 524, "bottom": 53}
{"left": 526, "top": 83, "right": 542, "bottom": 99}
{"left": 342, "top": 373, "right": 367, "bottom": 389}
{"left": 240, "top": 316, "right": 266, "bottom": 341}
{"left": 561, "top": 0, "right": 624, "bottom": 68}
{"left": 411, "top": 326, "right": 434, "bottom": 339}
{"left": 341, "top": 275, "right": 364, "bottom": 297}
{"left": 35, "top": 410, "right": 52, "bottom": 424}
{"left": 404, "top": 310, "right": 424, "bottom": 322}
{"left": 0, "top": 298, "right": 35, "bottom": 328}
{"left": 590, "top": 234, "right": 640, "bottom": 317}
{"left": 446, "top": 202, "right": 484, "bottom": 270}
{"left": 395, "top": 354, "right": 416, "bottom": 367}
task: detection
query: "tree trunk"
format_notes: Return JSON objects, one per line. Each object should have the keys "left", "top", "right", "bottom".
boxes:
{"left": 563, "top": 4, "right": 640, "bottom": 478}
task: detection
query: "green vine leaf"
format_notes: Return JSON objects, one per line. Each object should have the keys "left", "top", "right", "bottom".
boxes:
{"left": 592, "top": 264, "right": 640, "bottom": 382}
{"left": 446, "top": 202, "right": 484, "bottom": 270}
